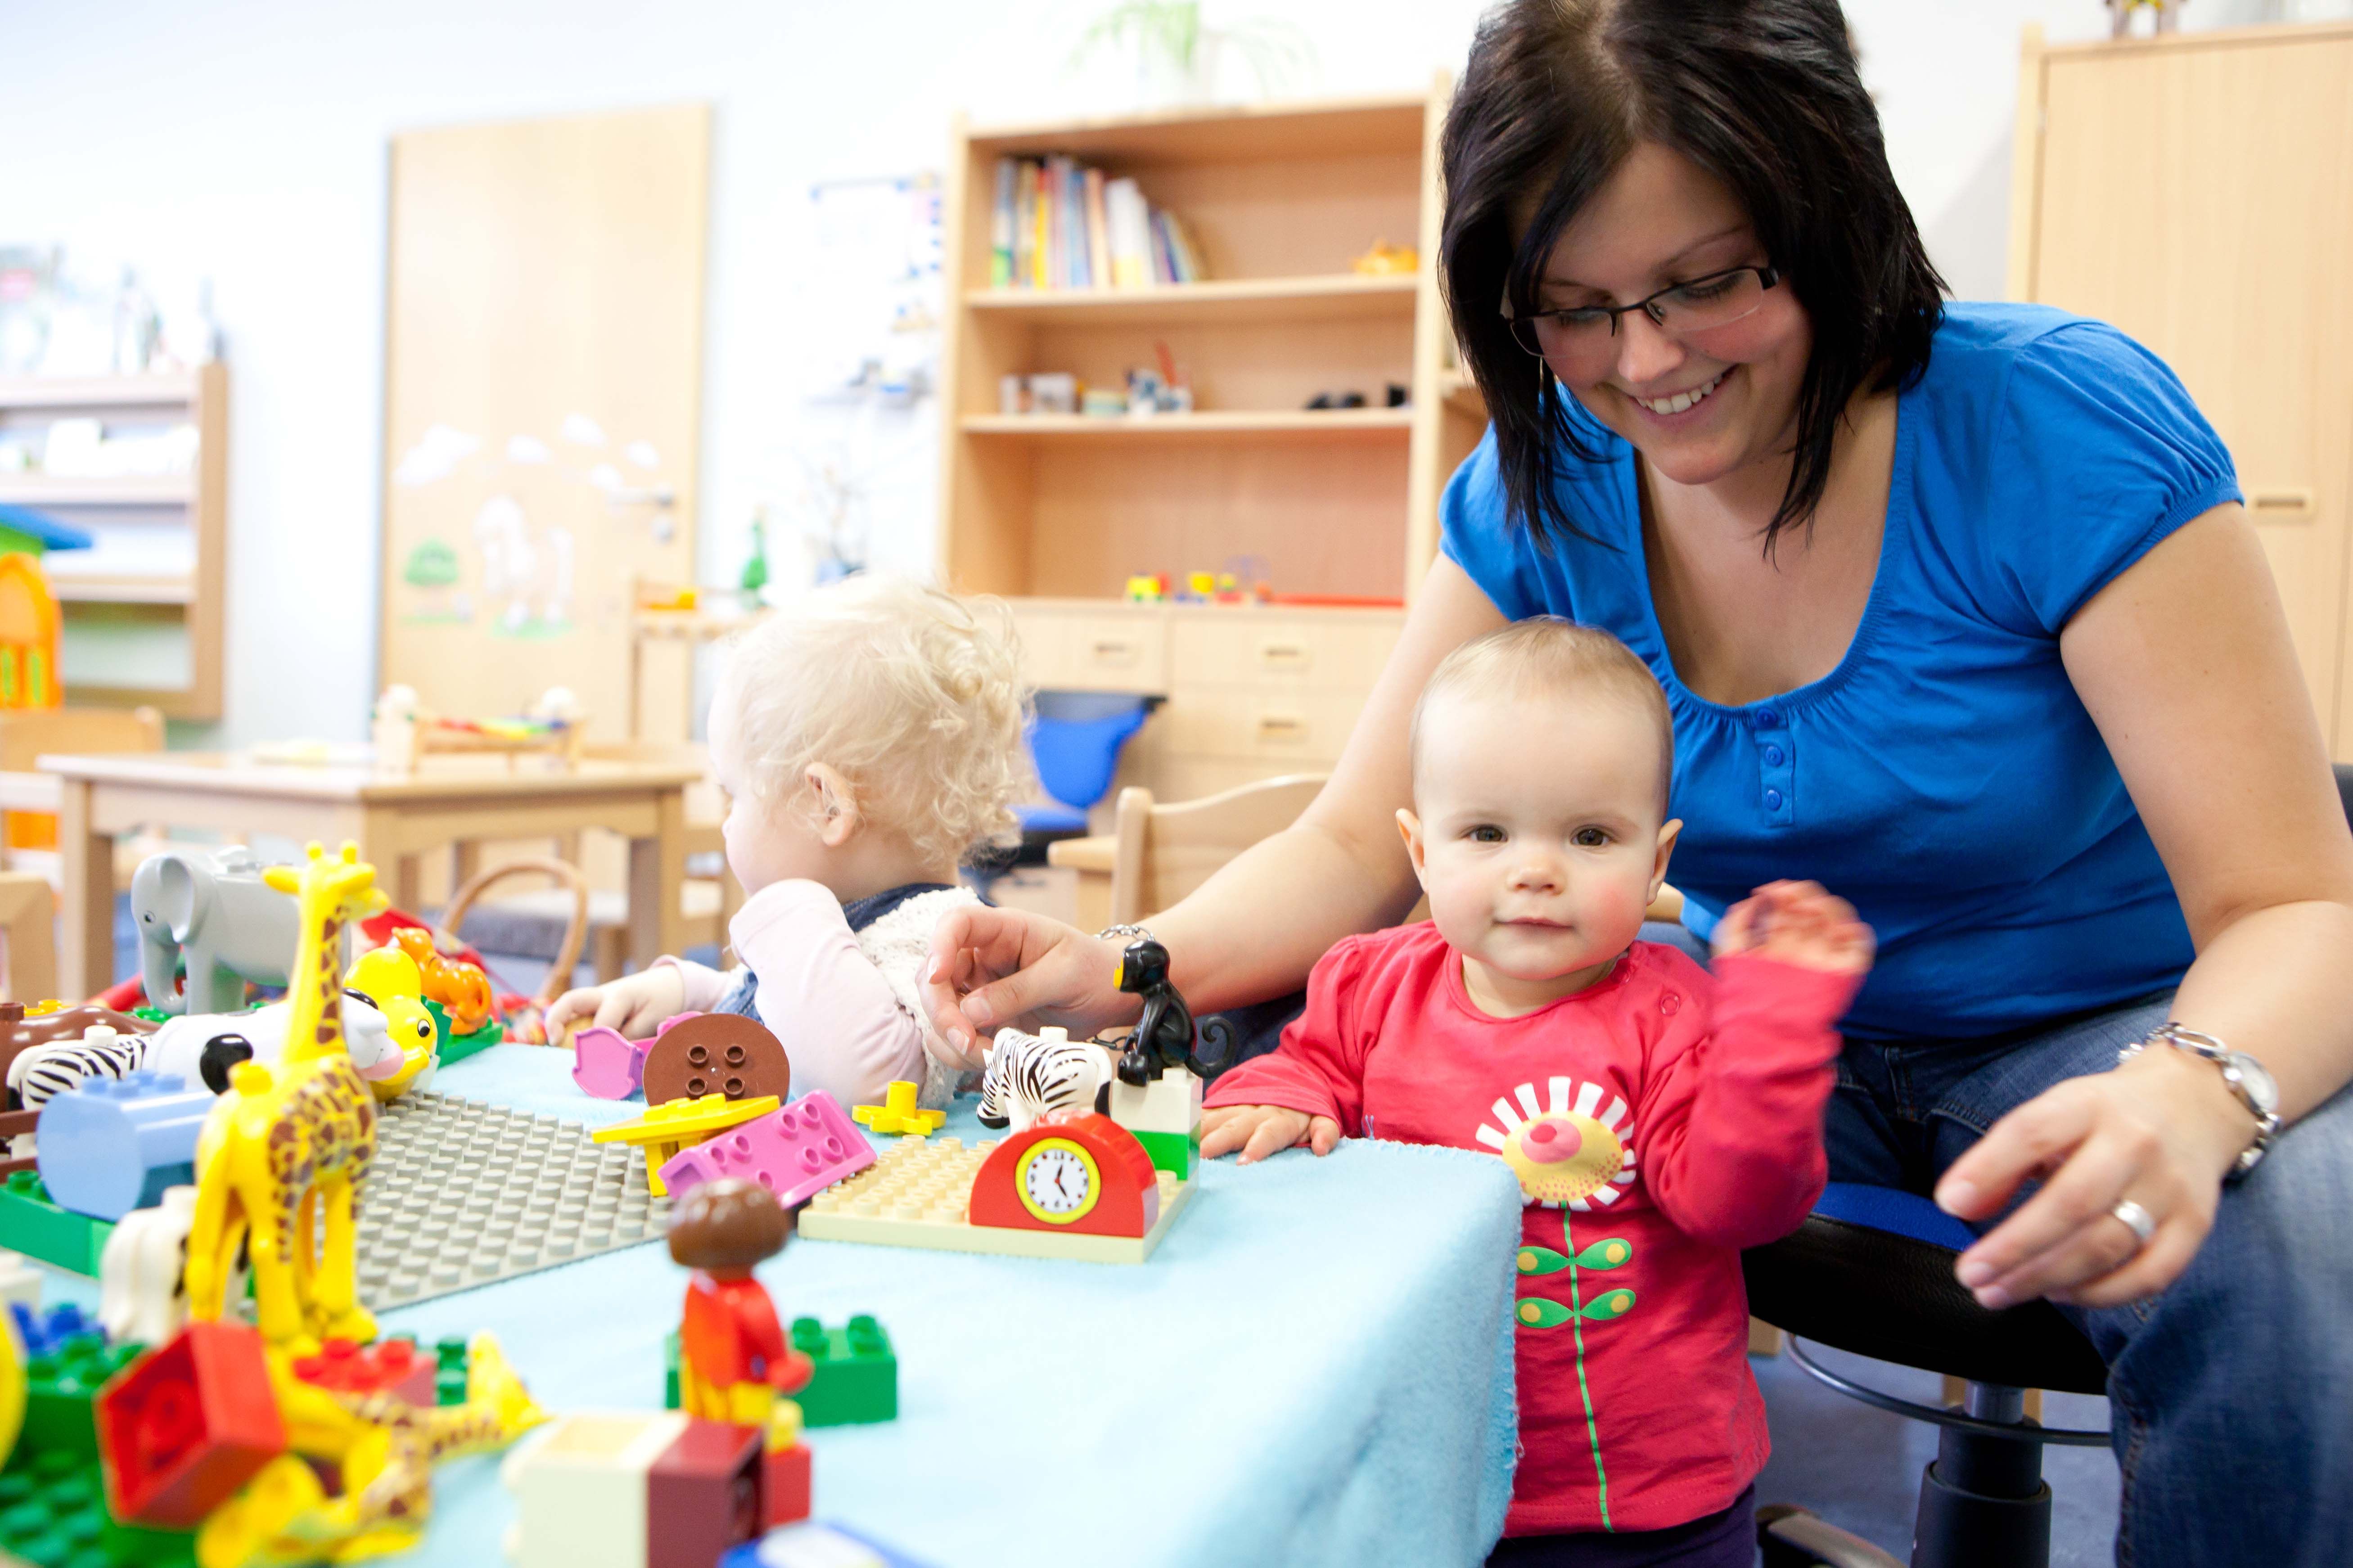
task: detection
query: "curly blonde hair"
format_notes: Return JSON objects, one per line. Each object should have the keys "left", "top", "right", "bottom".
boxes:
{"left": 712, "top": 575, "right": 1032, "bottom": 868}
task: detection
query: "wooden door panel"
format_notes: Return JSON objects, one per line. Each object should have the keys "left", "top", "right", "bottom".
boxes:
{"left": 381, "top": 104, "right": 708, "bottom": 743}
{"left": 2033, "top": 39, "right": 2353, "bottom": 746}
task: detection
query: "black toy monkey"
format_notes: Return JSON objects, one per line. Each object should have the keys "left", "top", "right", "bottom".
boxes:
{"left": 1112, "top": 937, "right": 1234, "bottom": 1086}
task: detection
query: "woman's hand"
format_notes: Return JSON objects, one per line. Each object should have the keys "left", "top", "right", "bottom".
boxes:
{"left": 1200, "top": 1104, "right": 1342, "bottom": 1165}
{"left": 546, "top": 965, "right": 687, "bottom": 1041}
{"left": 922, "top": 906, "right": 1135, "bottom": 1066}
{"left": 1934, "top": 1046, "right": 2256, "bottom": 1309}
{"left": 1712, "top": 879, "right": 1875, "bottom": 974}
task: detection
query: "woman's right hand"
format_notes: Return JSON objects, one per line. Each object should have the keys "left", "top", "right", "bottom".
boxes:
{"left": 923, "top": 906, "right": 1135, "bottom": 1064}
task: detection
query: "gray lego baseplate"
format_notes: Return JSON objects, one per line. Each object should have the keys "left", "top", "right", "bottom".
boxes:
{"left": 356, "top": 1090, "right": 668, "bottom": 1311}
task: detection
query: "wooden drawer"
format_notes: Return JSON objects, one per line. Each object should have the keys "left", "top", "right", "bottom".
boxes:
{"left": 1168, "top": 612, "right": 1402, "bottom": 689}
{"left": 1010, "top": 607, "right": 1167, "bottom": 692}
{"left": 1156, "top": 685, "right": 1370, "bottom": 763}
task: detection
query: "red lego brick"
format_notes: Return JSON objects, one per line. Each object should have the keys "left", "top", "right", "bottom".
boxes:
{"left": 291, "top": 1337, "right": 436, "bottom": 1408}
{"left": 95, "top": 1321, "right": 288, "bottom": 1527}
{"left": 645, "top": 1418, "right": 762, "bottom": 1568}
{"left": 762, "top": 1441, "right": 811, "bottom": 1529}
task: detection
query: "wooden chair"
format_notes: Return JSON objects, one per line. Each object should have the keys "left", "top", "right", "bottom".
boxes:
{"left": 0, "top": 870, "right": 57, "bottom": 1003}
{"left": 454, "top": 739, "right": 741, "bottom": 983}
{"left": 1104, "top": 774, "right": 1331, "bottom": 927}
{"left": 0, "top": 707, "right": 166, "bottom": 883}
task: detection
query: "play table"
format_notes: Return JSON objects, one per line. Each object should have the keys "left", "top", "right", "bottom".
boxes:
{"left": 23, "top": 1045, "right": 1524, "bottom": 1567}
{"left": 38, "top": 752, "right": 702, "bottom": 1000}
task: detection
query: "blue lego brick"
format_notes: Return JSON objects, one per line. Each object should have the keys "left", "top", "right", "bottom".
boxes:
{"left": 12, "top": 1302, "right": 100, "bottom": 1360}
{"left": 0, "top": 1172, "right": 114, "bottom": 1275}
{"left": 35, "top": 1072, "right": 210, "bottom": 1222}
{"left": 787, "top": 1316, "right": 896, "bottom": 1427}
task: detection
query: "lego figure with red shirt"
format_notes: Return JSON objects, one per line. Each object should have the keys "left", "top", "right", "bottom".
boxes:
{"left": 668, "top": 1178, "right": 814, "bottom": 1428}
{"left": 1203, "top": 620, "right": 1874, "bottom": 1568}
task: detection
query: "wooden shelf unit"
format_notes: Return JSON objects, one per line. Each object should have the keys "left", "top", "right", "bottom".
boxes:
{"left": 936, "top": 78, "right": 1485, "bottom": 609}
{"left": 0, "top": 365, "right": 226, "bottom": 720}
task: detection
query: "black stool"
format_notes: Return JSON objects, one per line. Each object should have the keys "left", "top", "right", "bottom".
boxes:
{"left": 1743, "top": 1183, "right": 2111, "bottom": 1568}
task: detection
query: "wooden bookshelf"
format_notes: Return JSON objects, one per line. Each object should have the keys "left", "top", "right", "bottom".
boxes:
{"left": 938, "top": 79, "right": 1487, "bottom": 602}
{"left": 936, "top": 81, "right": 1491, "bottom": 807}
{"left": 0, "top": 364, "right": 227, "bottom": 719}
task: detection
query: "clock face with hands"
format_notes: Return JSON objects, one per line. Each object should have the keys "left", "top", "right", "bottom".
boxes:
{"left": 1016, "top": 1138, "right": 1101, "bottom": 1225}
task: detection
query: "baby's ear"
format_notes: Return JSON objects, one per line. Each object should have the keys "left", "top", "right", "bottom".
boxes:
{"left": 805, "top": 764, "right": 862, "bottom": 845}
{"left": 1396, "top": 808, "right": 1429, "bottom": 882}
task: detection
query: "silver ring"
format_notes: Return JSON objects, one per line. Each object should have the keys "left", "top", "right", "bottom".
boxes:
{"left": 2111, "top": 1199, "right": 2156, "bottom": 1250}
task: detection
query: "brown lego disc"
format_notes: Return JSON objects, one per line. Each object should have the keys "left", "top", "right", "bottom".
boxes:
{"left": 641, "top": 1013, "right": 791, "bottom": 1107}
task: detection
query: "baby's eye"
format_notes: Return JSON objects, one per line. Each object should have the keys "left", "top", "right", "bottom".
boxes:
{"left": 1466, "top": 825, "right": 1506, "bottom": 844}
{"left": 1573, "top": 827, "right": 1610, "bottom": 847}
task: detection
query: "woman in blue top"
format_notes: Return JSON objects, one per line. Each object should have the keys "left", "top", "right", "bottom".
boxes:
{"left": 927, "top": 3, "right": 2353, "bottom": 1560}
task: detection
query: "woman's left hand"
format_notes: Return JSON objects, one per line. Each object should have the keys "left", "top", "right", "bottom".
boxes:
{"left": 1934, "top": 1046, "right": 2257, "bottom": 1310}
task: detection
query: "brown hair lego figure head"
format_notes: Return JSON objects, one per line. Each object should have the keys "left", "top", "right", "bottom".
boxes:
{"left": 667, "top": 1178, "right": 791, "bottom": 1278}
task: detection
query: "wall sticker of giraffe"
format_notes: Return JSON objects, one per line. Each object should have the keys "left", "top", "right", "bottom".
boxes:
{"left": 184, "top": 842, "right": 386, "bottom": 1355}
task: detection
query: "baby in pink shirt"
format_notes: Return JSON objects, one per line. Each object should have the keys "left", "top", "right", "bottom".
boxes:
{"left": 548, "top": 575, "right": 1030, "bottom": 1110}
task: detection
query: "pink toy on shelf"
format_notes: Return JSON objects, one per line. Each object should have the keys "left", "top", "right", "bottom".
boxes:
{"left": 570, "top": 1026, "right": 649, "bottom": 1100}
{"left": 659, "top": 1092, "right": 875, "bottom": 1209}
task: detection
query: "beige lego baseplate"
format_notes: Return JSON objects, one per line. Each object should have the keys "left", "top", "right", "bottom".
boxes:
{"left": 796, "top": 1135, "right": 1193, "bottom": 1264}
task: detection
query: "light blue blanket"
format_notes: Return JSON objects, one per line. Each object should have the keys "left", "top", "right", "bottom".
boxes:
{"left": 32, "top": 1046, "right": 1524, "bottom": 1567}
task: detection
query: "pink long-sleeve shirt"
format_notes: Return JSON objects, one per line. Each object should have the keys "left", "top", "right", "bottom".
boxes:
{"left": 1204, "top": 924, "right": 1859, "bottom": 1536}
{"left": 664, "top": 879, "right": 974, "bottom": 1111}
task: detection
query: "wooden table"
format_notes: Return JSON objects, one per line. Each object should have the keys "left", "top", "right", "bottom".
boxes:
{"left": 39, "top": 752, "right": 702, "bottom": 999}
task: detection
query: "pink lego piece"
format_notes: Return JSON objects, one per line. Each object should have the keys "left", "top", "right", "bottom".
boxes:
{"left": 571, "top": 1026, "right": 649, "bottom": 1099}
{"left": 658, "top": 1091, "right": 876, "bottom": 1208}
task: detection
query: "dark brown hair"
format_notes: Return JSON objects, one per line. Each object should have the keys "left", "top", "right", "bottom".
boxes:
{"left": 1440, "top": 0, "right": 1946, "bottom": 551}
{"left": 667, "top": 1177, "right": 791, "bottom": 1272}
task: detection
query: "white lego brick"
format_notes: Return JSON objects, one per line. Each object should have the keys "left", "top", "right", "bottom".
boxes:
{"left": 504, "top": 1410, "right": 688, "bottom": 1568}
{"left": 0, "top": 1249, "right": 39, "bottom": 1311}
{"left": 1108, "top": 1068, "right": 1203, "bottom": 1139}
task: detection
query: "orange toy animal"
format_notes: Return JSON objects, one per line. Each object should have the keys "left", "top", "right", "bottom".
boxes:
{"left": 391, "top": 927, "right": 495, "bottom": 1035}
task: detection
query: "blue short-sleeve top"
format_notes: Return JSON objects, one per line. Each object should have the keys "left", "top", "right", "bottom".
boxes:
{"left": 1440, "top": 303, "right": 2241, "bottom": 1042}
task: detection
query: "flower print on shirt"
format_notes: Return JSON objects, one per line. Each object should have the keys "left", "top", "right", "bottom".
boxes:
{"left": 1476, "top": 1075, "right": 1639, "bottom": 1211}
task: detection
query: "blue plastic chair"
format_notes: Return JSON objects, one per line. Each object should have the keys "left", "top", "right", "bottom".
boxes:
{"left": 1011, "top": 692, "right": 1157, "bottom": 854}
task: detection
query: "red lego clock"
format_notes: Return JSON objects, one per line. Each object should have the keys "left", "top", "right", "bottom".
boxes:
{"left": 968, "top": 1111, "right": 1161, "bottom": 1239}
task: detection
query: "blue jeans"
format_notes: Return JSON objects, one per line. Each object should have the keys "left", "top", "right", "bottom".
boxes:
{"left": 1826, "top": 990, "right": 2353, "bottom": 1566}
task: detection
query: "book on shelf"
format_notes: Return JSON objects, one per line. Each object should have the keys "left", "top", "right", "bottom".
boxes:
{"left": 989, "top": 156, "right": 1203, "bottom": 290}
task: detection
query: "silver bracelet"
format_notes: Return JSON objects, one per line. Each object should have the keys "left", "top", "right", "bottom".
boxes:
{"left": 1097, "top": 924, "right": 1156, "bottom": 945}
{"left": 2118, "top": 1022, "right": 2283, "bottom": 1177}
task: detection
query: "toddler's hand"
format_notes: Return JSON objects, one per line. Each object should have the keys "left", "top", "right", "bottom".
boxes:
{"left": 1712, "top": 879, "right": 1875, "bottom": 975}
{"left": 545, "top": 965, "right": 689, "bottom": 1041}
{"left": 1200, "top": 1104, "right": 1342, "bottom": 1165}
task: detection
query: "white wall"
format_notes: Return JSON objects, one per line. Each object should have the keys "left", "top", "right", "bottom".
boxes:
{"left": 0, "top": 0, "right": 2291, "bottom": 746}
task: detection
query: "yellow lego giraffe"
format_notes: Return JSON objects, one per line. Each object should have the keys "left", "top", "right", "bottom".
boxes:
{"left": 185, "top": 842, "right": 385, "bottom": 1355}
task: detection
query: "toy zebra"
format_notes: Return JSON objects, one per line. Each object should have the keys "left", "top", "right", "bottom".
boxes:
{"left": 7, "top": 1026, "right": 149, "bottom": 1112}
{"left": 976, "top": 1027, "right": 1117, "bottom": 1133}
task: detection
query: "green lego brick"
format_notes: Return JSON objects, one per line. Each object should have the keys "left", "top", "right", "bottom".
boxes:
{"left": 433, "top": 1337, "right": 469, "bottom": 1407}
{"left": 0, "top": 1448, "right": 194, "bottom": 1568}
{"left": 1132, "top": 1128, "right": 1199, "bottom": 1183}
{"left": 0, "top": 1174, "right": 115, "bottom": 1276}
{"left": 663, "top": 1331, "right": 680, "bottom": 1411}
{"left": 787, "top": 1315, "right": 896, "bottom": 1427}
{"left": 22, "top": 1335, "right": 139, "bottom": 1462}
{"left": 423, "top": 1000, "right": 505, "bottom": 1068}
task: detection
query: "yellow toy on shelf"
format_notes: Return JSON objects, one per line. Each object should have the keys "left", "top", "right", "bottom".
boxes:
{"left": 370, "top": 683, "right": 586, "bottom": 773}
{"left": 185, "top": 842, "right": 387, "bottom": 1356}
{"left": 195, "top": 1330, "right": 546, "bottom": 1568}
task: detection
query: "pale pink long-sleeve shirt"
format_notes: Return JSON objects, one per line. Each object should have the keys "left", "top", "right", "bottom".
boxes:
{"left": 660, "top": 879, "right": 978, "bottom": 1111}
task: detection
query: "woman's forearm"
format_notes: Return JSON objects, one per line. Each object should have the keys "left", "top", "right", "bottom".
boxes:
{"left": 1146, "top": 816, "right": 1422, "bottom": 1012}
{"left": 2169, "top": 897, "right": 2353, "bottom": 1125}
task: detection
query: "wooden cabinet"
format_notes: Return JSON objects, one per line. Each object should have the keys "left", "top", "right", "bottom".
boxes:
{"left": 940, "top": 87, "right": 1476, "bottom": 805}
{"left": 2011, "top": 21, "right": 2353, "bottom": 755}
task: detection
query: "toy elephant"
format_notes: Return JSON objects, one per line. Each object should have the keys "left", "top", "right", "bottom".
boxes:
{"left": 130, "top": 847, "right": 303, "bottom": 1016}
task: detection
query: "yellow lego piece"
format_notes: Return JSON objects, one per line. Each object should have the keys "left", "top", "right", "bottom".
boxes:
{"left": 590, "top": 1092, "right": 780, "bottom": 1196}
{"left": 850, "top": 1080, "right": 945, "bottom": 1137}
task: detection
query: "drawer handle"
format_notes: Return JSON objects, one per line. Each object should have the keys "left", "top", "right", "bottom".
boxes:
{"left": 2249, "top": 487, "right": 2315, "bottom": 518}
{"left": 1090, "top": 640, "right": 1138, "bottom": 661}
{"left": 1258, "top": 641, "right": 1310, "bottom": 667}
{"left": 1258, "top": 715, "right": 1307, "bottom": 739}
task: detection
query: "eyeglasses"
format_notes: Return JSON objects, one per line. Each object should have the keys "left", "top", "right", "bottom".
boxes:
{"left": 1503, "top": 265, "right": 1781, "bottom": 368}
